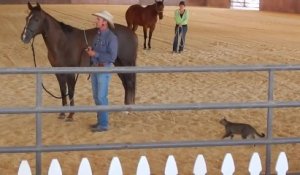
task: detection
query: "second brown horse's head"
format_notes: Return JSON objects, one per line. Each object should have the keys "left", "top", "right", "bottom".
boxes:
{"left": 155, "top": 0, "right": 164, "bottom": 20}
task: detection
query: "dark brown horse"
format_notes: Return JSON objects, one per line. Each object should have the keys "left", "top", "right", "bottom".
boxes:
{"left": 126, "top": 0, "right": 164, "bottom": 49}
{"left": 21, "top": 2, "right": 137, "bottom": 121}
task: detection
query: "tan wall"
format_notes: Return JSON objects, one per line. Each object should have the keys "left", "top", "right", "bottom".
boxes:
{"left": 206, "top": 0, "right": 230, "bottom": 8}
{"left": 186, "top": 0, "right": 206, "bottom": 6}
{"left": 0, "top": 0, "right": 203, "bottom": 5}
{"left": 0, "top": 0, "right": 70, "bottom": 4}
{"left": 260, "top": 0, "right": 300, "bottom": 13}
{"left": 2, "top": 0, "right": 300, "bottom": 13}
{"left": 71, "top": 0, "right": 139, "bottom": 4}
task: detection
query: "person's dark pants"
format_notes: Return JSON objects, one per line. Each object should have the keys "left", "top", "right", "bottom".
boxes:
{"left": 172, "top": 25, "right": 188, "bottom": 52}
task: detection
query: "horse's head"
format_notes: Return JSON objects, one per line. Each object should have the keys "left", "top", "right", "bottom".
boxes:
{"left": 21, "top": 2, "right": 45, "bottom": 43}
{"left": 155, "top": 0, "right": 164, "bottom": 20}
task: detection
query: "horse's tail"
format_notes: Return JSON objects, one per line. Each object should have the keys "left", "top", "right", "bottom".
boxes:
{"left": 126, "top": 33, "right": 137, "bottom": 104}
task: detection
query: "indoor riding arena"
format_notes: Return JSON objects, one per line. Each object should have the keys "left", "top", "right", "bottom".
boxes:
{"left": 0, "top": 0, "right": 300, "bottom": 174}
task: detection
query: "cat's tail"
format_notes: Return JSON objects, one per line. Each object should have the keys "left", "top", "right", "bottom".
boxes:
{"left": 255, "top": 131, "right": 265, "bottom": 138}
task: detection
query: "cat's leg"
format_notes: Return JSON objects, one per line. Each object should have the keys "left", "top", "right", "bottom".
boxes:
{"left": 241, "top": 133, "right": 248, "bottom": 139}
{"left": 222, "top": 132, "right": 232, "bottom": 139}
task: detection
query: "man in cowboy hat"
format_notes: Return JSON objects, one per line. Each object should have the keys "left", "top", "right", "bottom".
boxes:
{"left": 86, "top": 10, "right": 118, "bottom": 132}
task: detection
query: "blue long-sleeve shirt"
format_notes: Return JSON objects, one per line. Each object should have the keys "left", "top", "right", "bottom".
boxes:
{"left": 91, "top": 28, "right": 118, "bottom": 66}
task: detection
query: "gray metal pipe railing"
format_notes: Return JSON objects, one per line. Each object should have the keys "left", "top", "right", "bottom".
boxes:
{"left": 0, "top": 64, "right": 300, "bottom": 74}
{"left": 0, "top": 137, "right": 300, "bottom": 153}
{"left": 0, "top": 101, "right": 300, "bottom": 114}
{"left": 1, "top": 65, "right": 300, "bottom": 175}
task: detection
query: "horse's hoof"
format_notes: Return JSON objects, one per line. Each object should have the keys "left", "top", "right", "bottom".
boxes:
{"left": 123, "top": 111, "right": 130, "bottom": 115}
{"left": 65, "top": 117, "right": 74, "bottom": 122}
{"left": 58, "top": 113, "right": 66, "bottom": 119}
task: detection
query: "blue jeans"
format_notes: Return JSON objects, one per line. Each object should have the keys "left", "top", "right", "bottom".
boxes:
{"left": 91, "top": 71, "right": 111, "bottom": 129}
{"left": 173, "top": 25, "right": 188, "bottom": 52}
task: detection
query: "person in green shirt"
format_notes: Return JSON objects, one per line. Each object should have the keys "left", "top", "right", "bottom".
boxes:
{"left": 172, "top": 1, "right": 189, "bottom": 53}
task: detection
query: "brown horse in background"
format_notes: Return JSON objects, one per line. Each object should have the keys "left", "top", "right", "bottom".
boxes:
{"left": 21, "top": 2, "right": 137, "bottom": 121}
{"left": 126, "top": 0, "right": 164, "bottom": 49}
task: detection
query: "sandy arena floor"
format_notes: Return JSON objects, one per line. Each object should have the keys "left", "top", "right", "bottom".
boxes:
{"left": 1, "top": 4, "right": 300, "bottom": 175}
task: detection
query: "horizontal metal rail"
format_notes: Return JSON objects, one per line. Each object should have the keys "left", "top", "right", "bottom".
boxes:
{"left": 0, "top": 64, "right": 300, "bottom": 74}
{"left": 1, "top": 101, "right": 300, "bottom": 114}
{"left": 0, "top": 137, "right": 300, "bottom": 153}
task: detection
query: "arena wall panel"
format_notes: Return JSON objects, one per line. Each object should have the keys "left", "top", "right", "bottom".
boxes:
{"left": 1, "top": 0, "right": 300, "bottom": 13}
{"left": 206, "top": 0, "right": 230, "bottom": 8}
{"left": 260, "top": 0, "right": 300, "bottom": 13}
{"left": 0, "top": 0, "right": 71, "bottom": 3}
{"left": 0, "top": 0, "right": 202, "bottom": 5}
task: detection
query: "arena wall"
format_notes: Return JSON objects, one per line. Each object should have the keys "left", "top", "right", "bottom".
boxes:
{"left": 1, "top": 0, "right": 299, "bottom": 13}
{"left": 206, "top": 0, "right": 230, "bottom": 8}
{"left": 260, "top": 0, "right": 300, "bottom": 13}
{"left": 0, "top": 0, "right": 221, "bottom": 6}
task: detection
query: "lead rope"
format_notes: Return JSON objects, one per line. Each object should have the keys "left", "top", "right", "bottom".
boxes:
{"left": 84, "top": 29, "right": 92, "bottom": 80}
{"left": 31, "top": 37, "right": 79, "bottom": 100}
{"left": 176, "top": 26, "right": 182, "bottom": 52}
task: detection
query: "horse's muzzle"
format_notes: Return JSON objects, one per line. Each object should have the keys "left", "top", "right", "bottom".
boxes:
{"left": 21, "top": 28, "right": 34, "bottom": 43}
{"left": 21, "top": 35, "right": 31, "bottom": 44}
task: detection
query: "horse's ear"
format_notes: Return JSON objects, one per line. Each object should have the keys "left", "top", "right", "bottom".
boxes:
{"left": 36, "top": 2, "right": 41, "bottom": 10}
{"left": 27, "top": 1, "right": 33, "bottom": 10}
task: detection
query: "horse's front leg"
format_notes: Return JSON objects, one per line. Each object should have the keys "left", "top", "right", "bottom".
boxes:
{"left": 65, "top": 73, "right": 76, "bottom": 122}
{"left": 56, "top": 74, "right": 67, "bottom": 119}
{"left": 143, "top": 26, "right": 147, "bottom": 49}
{"left": 148, "top": 25, "right": 155, "bottom": 49}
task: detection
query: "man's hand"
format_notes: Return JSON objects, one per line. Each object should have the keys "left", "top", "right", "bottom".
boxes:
{"left": 85, "top": 46, "right": 96, "bottom": 57}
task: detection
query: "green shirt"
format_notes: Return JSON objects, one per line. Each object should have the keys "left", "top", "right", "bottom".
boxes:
{"left": 174, "top": 9, "right": 189, "bottom": 25}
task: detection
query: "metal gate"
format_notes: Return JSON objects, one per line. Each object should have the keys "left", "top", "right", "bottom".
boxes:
{"left": 1, "top": 65, "right": 300, "bottom": 174}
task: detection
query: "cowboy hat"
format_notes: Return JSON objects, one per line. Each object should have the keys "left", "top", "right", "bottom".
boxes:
{"left": 92, "top": 10, "right": 115, "bottom": 28}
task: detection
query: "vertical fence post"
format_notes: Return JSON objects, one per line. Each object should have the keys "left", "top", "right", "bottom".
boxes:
{"left": 265, "top": 70, "right": 274, "bottom": 175}
{"left": 35, "top": 73, "right": 43, "bottom": 175}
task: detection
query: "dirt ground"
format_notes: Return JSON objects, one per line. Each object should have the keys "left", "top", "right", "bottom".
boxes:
{"left": 1, "top": 4, "right": 300, "bottom": 175}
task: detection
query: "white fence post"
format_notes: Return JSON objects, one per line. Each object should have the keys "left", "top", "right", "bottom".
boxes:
{"left": 15, "top": 152, "right": 296, "bottom": 174}
{"left": 48, "top": 159, "right": 62, "bottom": 175}
{"left": 136, "top": 156, "right": 150, "bottom": 175}
{"left": 193, "top": 154, "right": 207, "bottom": 175}
{"left": 108, "top": 156, "right": 123, "bottom": 175}
{"left": 165, "top": 155, "right": 178, "bottom": 175}
{"left": 276, "top": 152, "right": 288, "bottom": 175}
{"left": 221, "top": 153, "right": 235, "bottom": 175}
{"left": 18, "top": 160, "right": 32, "bottom": 175}
{"left": 78, "top": 157, "right": 92, "bottom": 175}
{"left": 248, "top": 152, "right": 262, "bottom": 175}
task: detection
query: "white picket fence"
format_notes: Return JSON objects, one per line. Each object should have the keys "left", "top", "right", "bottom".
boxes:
{"left": 18, "top": 151, "right": 289, "bottom": 175}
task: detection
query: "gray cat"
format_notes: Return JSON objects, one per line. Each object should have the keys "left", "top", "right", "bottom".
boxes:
{"left": 220, "top": 118, "right": 265, "bottom": 139}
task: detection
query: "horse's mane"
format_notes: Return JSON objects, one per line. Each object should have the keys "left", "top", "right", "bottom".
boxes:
{"left": 30, "top": 5, "right": 78, "bottom": 34}
{"left": 58, "top": 22, "right": 74, "bottom": 33}
{"left": 34, "top": 7, "right": 76, "bottom": 34}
